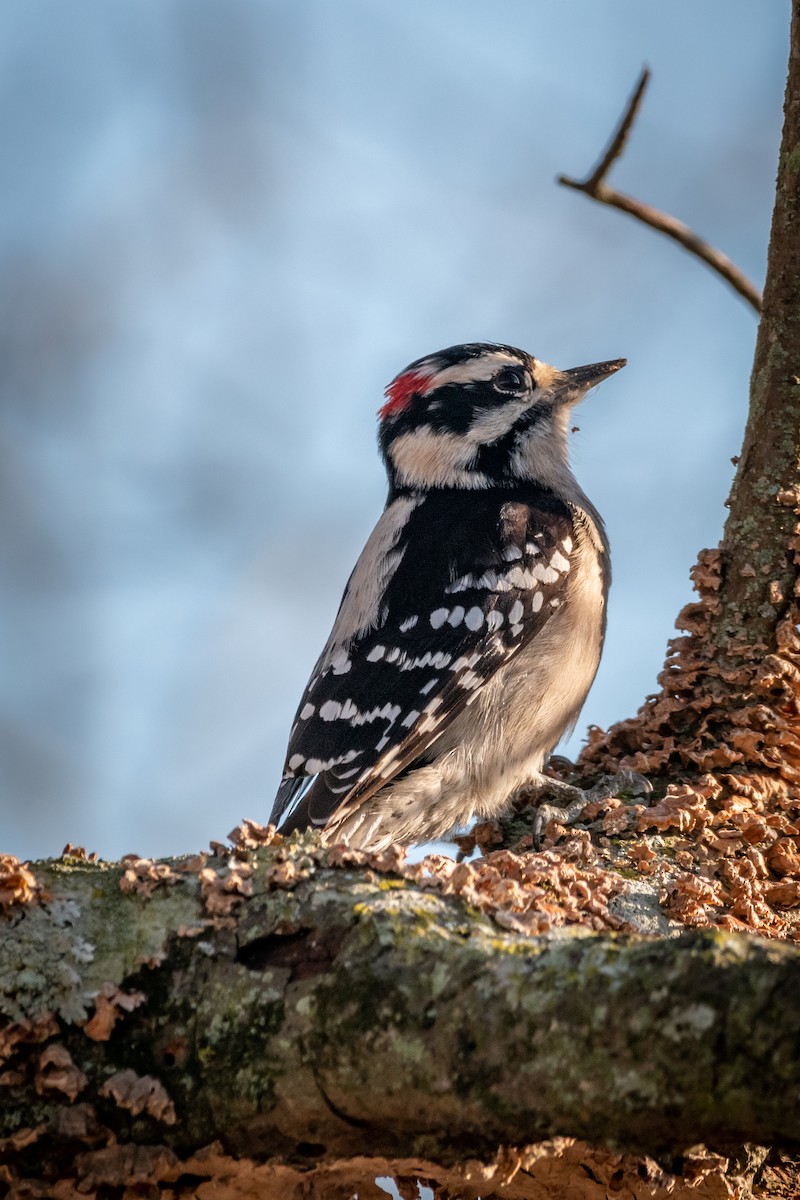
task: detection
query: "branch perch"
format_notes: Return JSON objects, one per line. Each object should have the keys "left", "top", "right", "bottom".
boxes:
{"left": 559, "top": 68, "right": 763, "bottom": 313}
{"left": 2, "top": 840, "right": 800, "bottom": 1197}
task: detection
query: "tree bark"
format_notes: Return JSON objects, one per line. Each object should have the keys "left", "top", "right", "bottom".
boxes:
{"left": 721, "top": 2, "right": 800, "bottom": 640}
{"left": 579, "top": 1, "right": 800, "bottom": 796}
{"left": 0, "top": 843, "right": 798, "bottom": 1197}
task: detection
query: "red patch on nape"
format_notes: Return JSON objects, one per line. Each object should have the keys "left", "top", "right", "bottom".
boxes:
{"left": 378, "top": 369, "right": 434, "bottom": 420}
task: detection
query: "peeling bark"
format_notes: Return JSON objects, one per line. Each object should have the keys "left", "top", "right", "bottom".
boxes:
{"left": 0, "top": 840, "right": 799, "bottom": 1196}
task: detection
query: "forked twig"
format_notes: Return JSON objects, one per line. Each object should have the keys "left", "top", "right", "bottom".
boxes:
{"left": 558, "top": 68, "right": 762, "bottom": 314}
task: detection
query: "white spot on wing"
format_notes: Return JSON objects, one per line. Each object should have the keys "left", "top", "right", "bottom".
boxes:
{"left": 531, "top": 591, "right": 543, "bottom": 612}
{"left": 400, "top": 650, "right": 452, "bottom": 670}
{"left": 319, "top": 700, "right": 341, "bottom": 721}
{"left": 331, "top": 649, "right": 352, "bottom": 674}
{"left": 486, "top": 610, "right": 504, "bottom": 631}
{"left": 430, "top": 608, "right": 449, "bottom": 628}
{"left": 288, "top": 754, "right": 305, "bottom": 771}
{"left": 299, "top": 703, "right": 315, "bottom": 720}
{"left": 448, "top": 605, "right": 465, "bottom": 627}
{"left": 509, "top": 599, "right": 524, "bottom": 625}
{"left": 399, "top": 615, "right": 418, "bottom": 631}
{"left": 459, "top": 670, "right": 482, "bottom": 690}
{"left": 533, "top": 563, "right": 559, "bottom": 584}
{"left": 465, "top": 606, "right": 484, "bottom": 631}
{"left": 420, "top": 677, "right": 439, "bottom": 694}
{"left": 367, "top": 645, "right": 385, "bottom": 662}
{"left": 503, "top": 545, "right": 522, "bottom": 561}
{"left": 506, "top": 565, "right": 538, "bottom": 589}
{"left": 402, "top": 709, "right": 420, "bottom": 727}
{"left": 452, "top": 652, "right": 480, "bottom": 671}
{"left": 550, "top": 550, "right": 570, "bottom": 573}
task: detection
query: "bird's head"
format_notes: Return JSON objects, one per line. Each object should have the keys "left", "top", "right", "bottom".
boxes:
{"left": 378, "top": 342, "right": 625, "bottom": 494}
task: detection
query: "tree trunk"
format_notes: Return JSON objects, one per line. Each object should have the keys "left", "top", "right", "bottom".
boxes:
{"left": 580, "top": 0, "right": 800, "bottom": 797}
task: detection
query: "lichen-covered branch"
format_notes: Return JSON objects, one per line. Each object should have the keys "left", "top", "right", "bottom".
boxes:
{"left": 1, "top": 836, "right": 800, "bottom": 1196}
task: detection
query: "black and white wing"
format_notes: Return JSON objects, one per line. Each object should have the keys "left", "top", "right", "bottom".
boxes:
{"left": 271, "top": 486, "right": 579, "bottom": 829}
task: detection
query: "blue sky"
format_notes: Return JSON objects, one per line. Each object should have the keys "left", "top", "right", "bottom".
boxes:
{"left": 0, "top": 1, "right": 789, "bottom": 858}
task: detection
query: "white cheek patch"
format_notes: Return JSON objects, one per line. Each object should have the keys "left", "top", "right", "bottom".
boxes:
{"left": 389, "top": 428, "right": 489, "bottom": 489}
{"left": 465, "top": 402, "right": 529, "bottom": 446}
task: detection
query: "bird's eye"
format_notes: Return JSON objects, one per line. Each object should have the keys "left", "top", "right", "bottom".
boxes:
{"left": 493, "top": 367, "right": 526, "bottom": 393}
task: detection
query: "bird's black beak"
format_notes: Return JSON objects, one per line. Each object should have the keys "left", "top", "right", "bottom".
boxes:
{"left": 563, "top": 359, "right": 627, "bottom": 388}
{"left": 552, "top": 358, "right": 626, "bottom": 408}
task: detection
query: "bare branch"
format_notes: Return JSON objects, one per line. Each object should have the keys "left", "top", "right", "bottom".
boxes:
{"left": 582, "top": 66, "right": 652, "bottom": 190}
{"left": 559, "top": 68, "right": 763, "bottom": 313}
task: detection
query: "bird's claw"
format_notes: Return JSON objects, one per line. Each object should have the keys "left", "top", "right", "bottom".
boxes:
{"left": 532, "top": 769, "right": 652, "bottom": 848}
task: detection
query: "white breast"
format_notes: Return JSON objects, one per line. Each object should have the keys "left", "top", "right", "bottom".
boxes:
{"left": 434, "top": 507, "right": 606, "bottom": 812}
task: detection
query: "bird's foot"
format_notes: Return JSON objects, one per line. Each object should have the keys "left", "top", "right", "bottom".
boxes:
{"left": 532, "top": 768, "right": 652, "bottom": 849}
